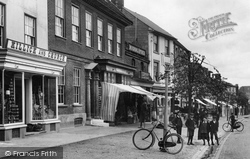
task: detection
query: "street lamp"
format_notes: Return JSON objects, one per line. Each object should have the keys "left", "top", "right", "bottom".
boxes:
{"left": 163, "top": 64, "right": 171, "bottom": 136}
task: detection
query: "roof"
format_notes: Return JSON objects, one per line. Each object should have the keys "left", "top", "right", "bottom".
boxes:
{"left": 84, "top": 0, "right": 133, "bottom": 26}
{"left": 124, "top": 7, "right": 176, "bottom": 40}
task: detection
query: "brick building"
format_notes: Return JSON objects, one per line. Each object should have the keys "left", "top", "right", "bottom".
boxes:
{"left": 47, "top": 0, "right": 133, "bottom": 127}
{"left": 0, "top": 0, "right": 66, "bottom": 141}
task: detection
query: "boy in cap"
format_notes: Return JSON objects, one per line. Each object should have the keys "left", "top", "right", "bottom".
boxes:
{"left": 185, "top": 113, "right": 196, "bottom": 145}
{"left": 209, "top": 116, "right": 219, "bottom": 145}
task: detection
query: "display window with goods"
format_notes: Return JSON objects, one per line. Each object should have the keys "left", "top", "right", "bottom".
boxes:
{"left": 32, "top": 75, "right": 57, "bottom": 121}
{"left": 0, "top": 70, "right": 23, "bottom": 125}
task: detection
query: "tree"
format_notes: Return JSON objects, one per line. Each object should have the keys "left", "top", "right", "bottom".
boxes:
{"left": 172, "top": 51, "right": 206, "bottom": 115}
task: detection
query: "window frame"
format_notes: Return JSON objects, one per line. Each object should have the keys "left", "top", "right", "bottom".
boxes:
{"left": 97, "top": 18, "right": 103, "bottom": 51}
{"left": 153, "top": 61, "right": 159, "bottom": 81}
{"left": 108, "top": 23, "right": 113, "bottom": 54}
{"left": 71, "top": 4, "right": 80, "bottom": 42}
{"left": 73, "top": 68, "right": 81, "bottom": 104}
{"left": 85, "top": 11, "right": 92, "bottom": 47}
{"left": 116, "top": 28, "right": 121, "bottom": 57}
{"left": 24, "top": 14, "right": 36, "bottom": 46}
{"left": 58, "top": 68, "right": 65, "bottom": 104}
{"left": 0, "top": 3, "right": 5, "bottom": 48}
{"left": 165, "top": 39, "right": 169, "bottom": 56}
{"left": 153, "top": 35, "right": 158, "bottom": 52}
{"left": 55, "top": 0, "right": 65, "bottom": 37}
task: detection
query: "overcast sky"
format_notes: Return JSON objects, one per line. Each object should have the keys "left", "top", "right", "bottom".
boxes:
{"left": 124, "top": 0, "right": 250, "bottom": 87}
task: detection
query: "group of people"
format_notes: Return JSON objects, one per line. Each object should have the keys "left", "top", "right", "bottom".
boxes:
{"left": 172, "top": 111, "right": 220, "bottom": 146}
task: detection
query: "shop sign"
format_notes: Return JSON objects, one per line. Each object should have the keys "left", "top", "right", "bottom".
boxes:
{"left": 141, "top": 71, "right": 150, "bottom": 80}
{"left": 7, "top": 39, "right": 67, "bottom": 62}
{"left": 106, "top": 65, "right": 133, "bottom": 76}
{"left": 128, "top": 44, "right": 146, "bottom": 56}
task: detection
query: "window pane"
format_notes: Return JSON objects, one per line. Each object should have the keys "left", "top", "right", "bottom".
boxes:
{"left": 117, "top": 29, "right": 121, "bottom": 43}
{"left": 86, "top": 12, "right": 92, "bottom": 30}
{"left": 97, "top": 19, "right": 103, "bottom": 35}
{"left": 108, "top": 24, "right": 113, "bottom": 40}
{"left": 3, "top": 71, "right": 23, "bottom": 124}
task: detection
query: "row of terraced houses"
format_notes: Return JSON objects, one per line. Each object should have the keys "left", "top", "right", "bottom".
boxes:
{"left": 0, "top": 0, "right": 207, "bottom": 141}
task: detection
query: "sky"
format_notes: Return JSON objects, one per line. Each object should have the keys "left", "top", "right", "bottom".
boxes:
{"left": 124, "top": 0, "right": 250, "bottom": 87}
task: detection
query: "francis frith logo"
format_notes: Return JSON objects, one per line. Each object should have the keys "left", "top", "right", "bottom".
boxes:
{"left": 188, "top": 12, "right": 237, "bottom": 41}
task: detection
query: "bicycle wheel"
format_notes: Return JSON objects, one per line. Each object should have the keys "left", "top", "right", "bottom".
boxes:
{"left": 163, "top": 133, "right": 183, "bottom": 155}
{"left": 235, "top": 122, "right": 244, "bottom": 132}
{"left": 222, "top": 123, "right": 231, "bottom": 132}
{"left": 132, "top": 129, "right": 154, "bottom": 150}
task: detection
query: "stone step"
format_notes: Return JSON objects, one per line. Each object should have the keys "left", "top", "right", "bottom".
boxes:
{"left": 89, "top": 119, "right": 109, "bottom": 127}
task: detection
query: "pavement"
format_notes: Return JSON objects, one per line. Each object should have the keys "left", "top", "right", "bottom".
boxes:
{"left": 0, "top": 115, "right": 247, "bottom": 159}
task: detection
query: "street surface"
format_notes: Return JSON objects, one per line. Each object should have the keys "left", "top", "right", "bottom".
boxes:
{"left": 213, "top": 116, "right": 250, "bottom": 159}
{"left": 62, "top": 128, "right": 205, "bottom": 159}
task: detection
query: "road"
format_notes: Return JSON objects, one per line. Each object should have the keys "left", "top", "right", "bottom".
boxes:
{"left": 214, "top": 116, "right": 250, "bottom": 159}
{"left": 62, "top": 128, "right": 205, "bottom": 159}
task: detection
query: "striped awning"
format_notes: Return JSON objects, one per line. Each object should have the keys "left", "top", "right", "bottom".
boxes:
{"left": 204, "top": 98, "right": 217, "bottom": 105}
{"left": 195, "top": 99, "right": 207, "bottom": 105}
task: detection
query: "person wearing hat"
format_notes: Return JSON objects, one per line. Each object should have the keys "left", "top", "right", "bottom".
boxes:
{"left": 209, "top": 116, "right": 219, "bottom": 145}
{"left": 172, "top": 111, "right": 183, "bottom": 143}
{"left": 185, "top": 113, "right": 196, "bottom": 145}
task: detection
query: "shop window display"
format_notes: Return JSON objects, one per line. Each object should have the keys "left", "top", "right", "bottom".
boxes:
{"left": 3, "top": 71, "right": 23, "bottom": 124}
{"left": 0, "top": 70, "right": 2, "bottom": 124}
{"left": 32, "top": 75, "right": 57, "bottom": 120}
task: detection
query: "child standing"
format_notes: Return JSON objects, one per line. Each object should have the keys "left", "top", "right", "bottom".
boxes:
{"left": 185, "top": 113, "right": 196, "bottom": 145}
{"left": 210, "top": 116, "right": 219, "bottom": 145}
{"left": 200, "top": 118, "right": 210, "bottom": 146}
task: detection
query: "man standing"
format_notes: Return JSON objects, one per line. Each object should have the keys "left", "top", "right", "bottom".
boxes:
{"left": 185, "top": 113, "right": 196, "bottom": 145}
{"left": 210, "top": 116, "right": 219, "bottom": 145}
{"left": 173, "top": 111, "right": 183, "bottom": 143}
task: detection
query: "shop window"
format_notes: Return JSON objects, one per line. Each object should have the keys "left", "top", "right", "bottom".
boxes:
{"left": 58, "top": 68, "right": 65, "bottom": 104}
{"left": 2, "top": 71, "right": 23, "bottom": 124}
{"left": 32, "top": 75, "right": 57, "bottom": 120}
{"left": 0, "top": 70, "right": 2, "bottom": 124}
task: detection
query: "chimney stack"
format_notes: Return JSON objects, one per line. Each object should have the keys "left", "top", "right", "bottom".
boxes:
{"left": 110, "top": 0, "right": 124, "bottom": 10}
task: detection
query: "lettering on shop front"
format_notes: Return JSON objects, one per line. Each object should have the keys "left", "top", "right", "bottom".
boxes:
{"left": 7, "top": 39, "right": 67, "bottom": 62}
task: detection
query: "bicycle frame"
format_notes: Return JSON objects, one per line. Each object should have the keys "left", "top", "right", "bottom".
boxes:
{"left": 146, "top": 121, "right": 173, "bottom": 147}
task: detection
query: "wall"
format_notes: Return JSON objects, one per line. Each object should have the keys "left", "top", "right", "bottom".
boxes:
{"left": 4, "top": 0, "right": 48, "bottom": 49}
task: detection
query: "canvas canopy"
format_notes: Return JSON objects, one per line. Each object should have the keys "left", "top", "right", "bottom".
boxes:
{"left": 101, "top": 82, "right": 161, "bottom": 121}
{"left": 204, "top": 98, "right": 217, "bottom": 106}
{"left": 195, "top": 99, "right": 207, "bottom": 105}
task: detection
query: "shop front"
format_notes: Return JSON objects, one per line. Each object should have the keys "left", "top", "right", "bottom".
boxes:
{"left": 0, "top": 39, "right": 67, "bottom": 141}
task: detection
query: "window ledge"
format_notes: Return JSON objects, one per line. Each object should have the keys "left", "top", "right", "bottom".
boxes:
{"left": 72, "top": 40, "right": 82, "bottom": 45}
{"left": 58, "top": 104, "right": 69, "bottom": 108}
{"left": 73, "top": 104, "right": 83, "bottom": 107}
{"left": 55, "top": 35, "right": 67, "bottom": 40}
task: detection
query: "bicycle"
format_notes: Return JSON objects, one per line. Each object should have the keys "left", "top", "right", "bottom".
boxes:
{"left": 222, "top": 120, "right": 244, "bottom": 132}
{"left": 132, "top": 121, "right": 184, "bottom": 154}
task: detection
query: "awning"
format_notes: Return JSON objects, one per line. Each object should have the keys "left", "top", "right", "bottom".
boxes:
{"left": 203, "top": 98, "right": 217, "bottom": 106}
{"left": 110, "top": 83, "right": 145, "bottom": 95}
{"left": 195, "top": 99, "right": 207, "bottom": 105}
{"left": 130, "top": 86, "right": 159, "bottom": 100}
{"left": 84, "top": 62, "right": 98, "bottom": 70}
{"left": 218, "top": 101, "right": 227, "bottom": 105}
